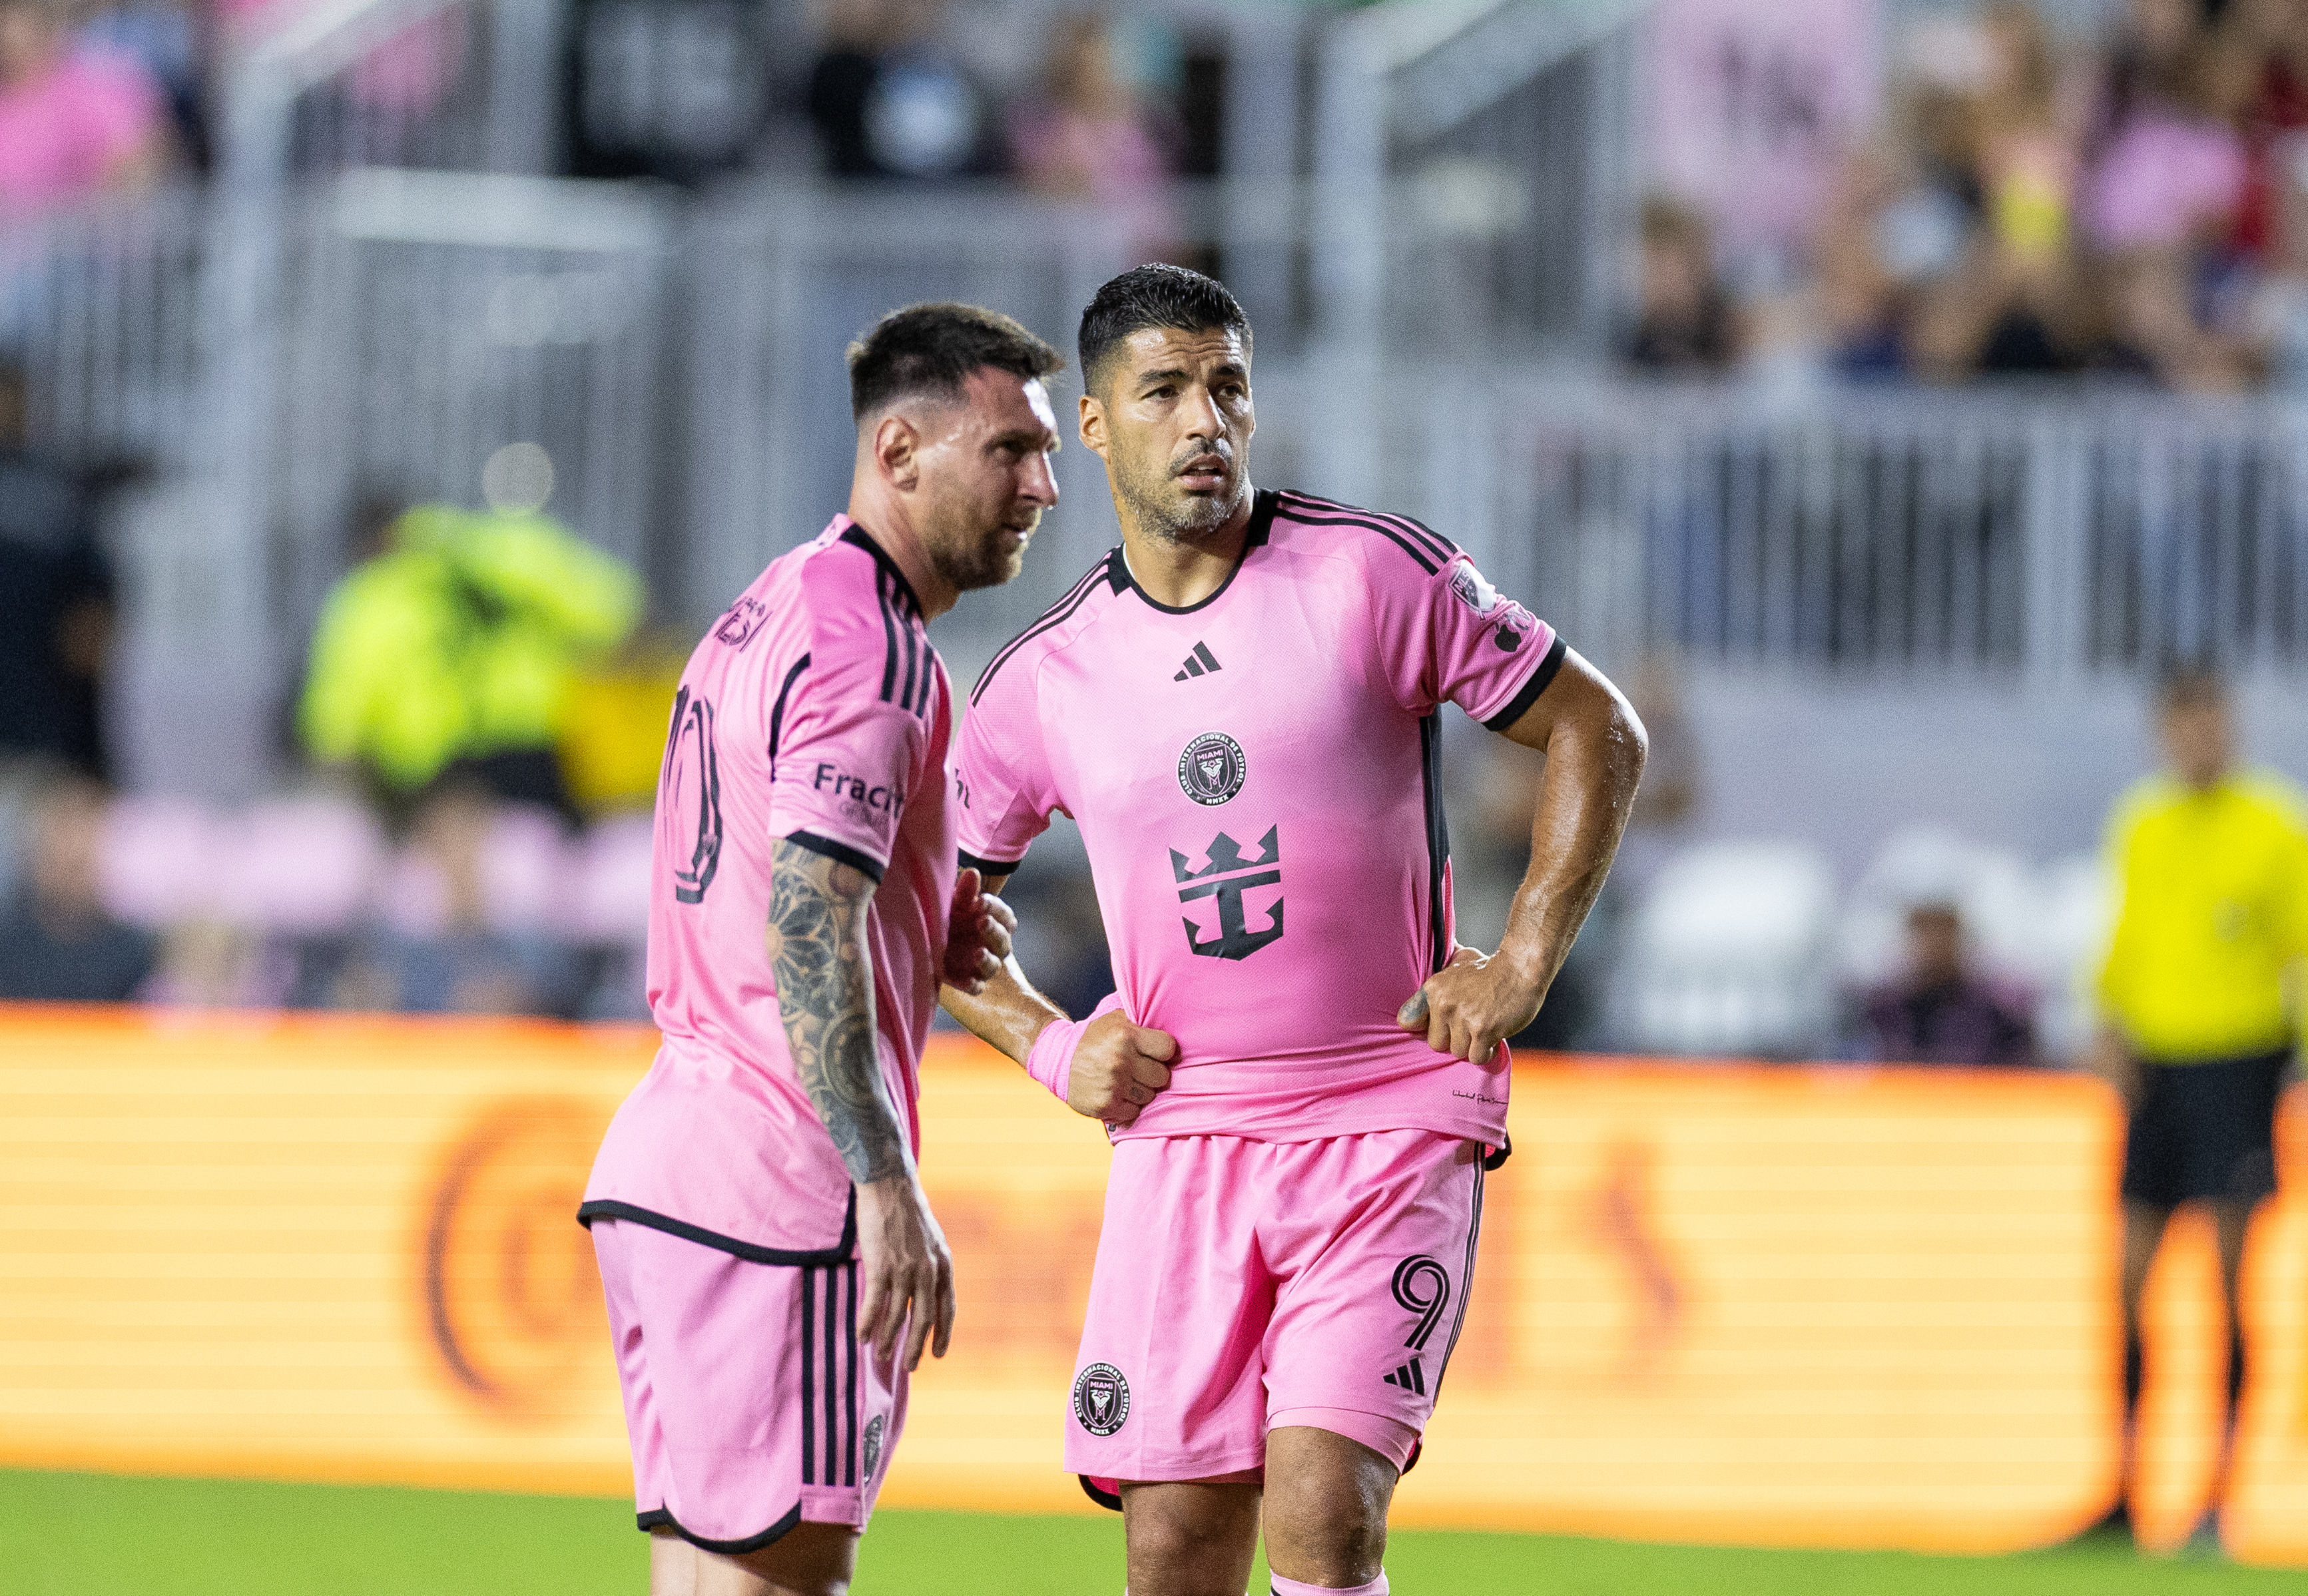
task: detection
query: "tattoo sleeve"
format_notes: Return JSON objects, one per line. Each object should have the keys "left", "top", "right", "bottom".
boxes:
{"left": 768, "top": 838, "right": 908, "bottom": 1184}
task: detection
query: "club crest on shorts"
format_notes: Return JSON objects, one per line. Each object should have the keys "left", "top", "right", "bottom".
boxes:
{"left": 862, "top": 1413, "right": 885, "bottom": 1479}
{"left": 1177, "top": 731, "right": 1247, "bottom": 806}
{"left": 1073, "top": 1362, "right": 1131, "bottom": 1436}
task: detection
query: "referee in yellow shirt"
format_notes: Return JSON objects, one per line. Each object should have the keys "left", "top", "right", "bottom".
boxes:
{"left": 2094, "top": 669, "right": 2308, "bottom": 1482}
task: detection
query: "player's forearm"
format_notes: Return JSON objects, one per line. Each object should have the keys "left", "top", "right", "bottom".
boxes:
{"left": 940, "top": 956, "right": 1068, "bottom": 1065}
{"left": 768, "top": 838, "right": 912, "bottom": 1185}
{"left": 1498, "top": 697, "right": 1645, "bottom": 997}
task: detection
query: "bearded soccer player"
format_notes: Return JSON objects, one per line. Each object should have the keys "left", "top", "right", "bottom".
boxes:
{"left": 939, "top": 264, "right": 1647, "bottom": 1596}
{"left": 580, "top": 304, "right": 1063, "bottom": 1596}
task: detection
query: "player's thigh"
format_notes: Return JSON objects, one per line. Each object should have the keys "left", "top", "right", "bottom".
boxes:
{"left": 1121, "top": 1479, "right": 1261, "bottom": 1596}
{"left": 1263, "top": 1131, "right": 1486, "bottom": 1440}
{"left": 649, "top": 1522, "right": 860, "bottom": 1596}
{"left": 1260, "top": 1425, "right": 1395, "bottom": 1585}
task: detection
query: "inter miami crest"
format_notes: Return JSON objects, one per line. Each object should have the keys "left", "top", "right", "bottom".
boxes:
{"left": 1177, "top": 730, "right": 1247, "bottom": 806}
{"left": 1073, "top": 1362, "right": 1131, "bottom": 1436}
{"left": 862, "top": 1413, "right": 885, "bottom": 1479}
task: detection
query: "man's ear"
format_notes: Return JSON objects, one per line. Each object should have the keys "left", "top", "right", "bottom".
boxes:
{"left": 874, "top": 413, "right": 921, "bottom": 489}
{"left": 1078, "top": 392, "right": 1109, "bottom": 461}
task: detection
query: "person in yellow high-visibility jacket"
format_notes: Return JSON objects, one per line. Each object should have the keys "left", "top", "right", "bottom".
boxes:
{"left": 299, "top": 503, "right": 643, "bottom": 815}
{"left": 2092, "top": 668, "right": 2308, "bottom": 1513}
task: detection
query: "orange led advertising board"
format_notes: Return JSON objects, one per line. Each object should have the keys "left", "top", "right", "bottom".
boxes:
{"left": 1, "top": 1006, "right": 2301, "bottom": 1561}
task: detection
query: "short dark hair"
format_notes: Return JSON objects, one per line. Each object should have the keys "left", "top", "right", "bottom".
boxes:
{"left": 2158, "top": 661, "right": 2227, "bottom": 712}
{"left": 1077, "top": 264, "right": 1251, "bottom": 393}
{"left": 846, "top": 302, "right": 1065, "bottom": 422}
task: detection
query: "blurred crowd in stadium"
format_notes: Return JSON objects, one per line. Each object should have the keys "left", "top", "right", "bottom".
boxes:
{"left": 0, "top": 0, "right": 1203, "bottom": 213}
{"left": 1629, "top": 0, "right": 2308, "bottom": 391}
{"left": 0, "top": 0, "right": 2298, "bottom": 1068}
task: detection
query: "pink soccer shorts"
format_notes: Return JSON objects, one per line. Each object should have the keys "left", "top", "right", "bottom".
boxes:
{"left": 1065, "top": 1129, "right": 1486, "bottom": 1486}
{"left": 590, "top": 1218, "right": 906, "bottom": 1553}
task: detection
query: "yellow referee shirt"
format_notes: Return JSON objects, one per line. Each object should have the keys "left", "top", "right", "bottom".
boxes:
{"left": 2098, "top": 771, "right": 2308, "bottom": 1062}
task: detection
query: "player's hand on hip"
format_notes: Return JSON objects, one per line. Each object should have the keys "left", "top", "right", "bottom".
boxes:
{"left": 940, "top": 867, "right": 1017, "bottom": 995}
{"left": 854, "top": 1171, "right": 956, "bottom": 1374}
{"left": 1066, "top": 1011, "right": 1177, "bottom": 1126}
{"left": 1396, "top": 944, "right": 1542, "bottom": 1063}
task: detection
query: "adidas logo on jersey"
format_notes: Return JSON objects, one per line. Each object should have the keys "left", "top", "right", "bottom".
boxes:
{"left": 1382, "top": 1357, "right": 1427, "bottom": 1395}
{"left": 1173, "top": 642, "right": 1222, "bottom": 681}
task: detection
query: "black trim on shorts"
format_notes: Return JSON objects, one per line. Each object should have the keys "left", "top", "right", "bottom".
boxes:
{"left": 784, "top": 830, "right": 887, "bottom": 884}
{"left": 1480, "top": 633, "right": 1568, "bottom": 733}
{"left": 1482, "top": 1133, "right": 1512, "bottom": 1173}
{"left": 1079, "top": 1475, "right": 1125, "bottom": 1513}
{"left": 958, "top": 848, "right": 1025, "bottom": 879}
{"left": 1105, "top": 489, "right": 1276, "bottom": 615}
{"left": 637, "top": 1502, "right": 804, "bottom": 1556}
{"left": 575, "top": 1194, "right": 857, "bottom": 1267}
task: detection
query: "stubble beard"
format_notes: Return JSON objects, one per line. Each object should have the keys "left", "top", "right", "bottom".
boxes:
{"left": 928, "top": 512, "right": 1031, "bottom": 595}
{"left": 1121, "top": 449, "right": 1246, "bottom": 548}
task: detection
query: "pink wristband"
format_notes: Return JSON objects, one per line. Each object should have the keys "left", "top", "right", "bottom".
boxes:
{"left": 1025, "top": 1015, "right": 1089, "bottom": 1103}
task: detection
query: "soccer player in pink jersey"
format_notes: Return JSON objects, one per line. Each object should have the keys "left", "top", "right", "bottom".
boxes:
{"left": 942, "top": 266, "right": 1648, "bottom": 1596}
{"left": 580, "top": 304, "right": 1065, "bottom": 1596}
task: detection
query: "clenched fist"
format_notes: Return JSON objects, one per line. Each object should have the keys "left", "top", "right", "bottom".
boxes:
{"left": 942, "top": 867, "right": 1017, "bottom": 994}
{"left": 1064, "top": 1010, "right": 1178, "bottom": 1126}
{"left": 1396, "top": 944, "right": 1542, "bottom": 1063}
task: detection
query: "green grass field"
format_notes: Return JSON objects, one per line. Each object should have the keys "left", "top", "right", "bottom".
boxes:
{"left": 1, "top": 1471, "right": 2297, "bottom": 1594}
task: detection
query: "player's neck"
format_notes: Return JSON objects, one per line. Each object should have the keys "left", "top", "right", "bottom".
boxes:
{"left": 1118, "top": 495, "right": 1254, "bottom": 610}
{"left": 842, "top": 499, "right": 956, "bottom": 621}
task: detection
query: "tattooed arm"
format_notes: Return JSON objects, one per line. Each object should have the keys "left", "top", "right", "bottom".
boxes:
{"left": 768, "top": 838, "right": 954, "bottom": 1368}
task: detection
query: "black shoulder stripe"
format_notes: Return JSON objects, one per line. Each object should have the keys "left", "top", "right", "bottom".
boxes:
{"left": 970, "top": 557, "right": 1110, "bottom": 707}
{"left": 1281, "top": 492, "right": 1458, "bottom": 561}
{"left": 1481, "top": 632, "right": 1568, "bottom": 732}
{"left": 874, "top": 568, "right": 902, "bottom": 704}
{"left": 1273, "top": 504, "right": 1439, "bottom": 575}
{"left": 898, "top": 592, "right": 920, "bottom": 714}
{"left": 767, "top": 653, "right": 810, "bottom": 765}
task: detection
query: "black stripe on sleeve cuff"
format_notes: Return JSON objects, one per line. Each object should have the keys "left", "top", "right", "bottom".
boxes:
{"left": 784, "top": 830, "right": 887, "bottom": 883}
{"left": 958, "top": 848, "right": 1025, "bottom": 877}
{"left": 1481, "top": 632, "right": 1568, "bottom": 732}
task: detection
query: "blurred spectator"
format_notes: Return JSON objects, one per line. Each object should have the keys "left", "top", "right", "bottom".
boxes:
{"left": 1854, "top": 900, "right": 2036, "bottom": 1066}
{"left": 330, "top": 780, "right": 579, "bottom": 1015}
{"left": 2092, "top": 668, "right": 2308, "bottom": 1505}
{"left": 2225, "top": 0, "right": 2308, "bottom": 264}
{"left": 2084, "top": 0, "right": 2253, "bottom": 389}
{"left": 0, "top": 0, "right": 166, "bottom": 217}
{"left": 0, "top": 770, "right": 154, "bottom": 1001}
{"left": 1008, "top": 13, "right": 1175, "bottom": 204}
{"left": 76, "top": 0, "right": 203, "bottom": 168}
{"left": 2245, "top": 130, "right": 2308, "bottom": 384}
{"left": 298, "top": 499, "right": 643, "bottom": 820}
{"left": 1621, "top": 197, "right": 1739, "bottom": 374}
{"left": 0, "top": 362, "right": 111, "bottom": 778}
{"left": 806, "top": 0, "right": 990, "bottom": 180}
{"left": 556, "top": 631, "right": 687, "bottom": 818}
{"left": 1908, "top": 3, "right": 2098, "bottom": 378}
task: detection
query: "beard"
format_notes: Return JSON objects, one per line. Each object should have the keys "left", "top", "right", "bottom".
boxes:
{"left": 1117, "top": 443, "right": 1247, "bottom": 545}
{"left": 929, "top": 516, "right": 1032, "bottom": 594}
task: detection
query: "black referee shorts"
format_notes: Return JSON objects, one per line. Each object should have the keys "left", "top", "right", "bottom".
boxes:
{"left": 2120, "top": 1047, "right": 2293, "bottom": 1209}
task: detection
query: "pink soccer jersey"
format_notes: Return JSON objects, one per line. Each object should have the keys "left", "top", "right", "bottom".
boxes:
{"left": 955, "top": 489, "right": 1560, "bottom": 1147}
{"left": 584, "top": 516, "right": 956, "bottom": 1255}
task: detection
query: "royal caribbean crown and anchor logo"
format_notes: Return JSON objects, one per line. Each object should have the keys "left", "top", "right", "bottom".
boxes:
{"left": 1170, "top": 826, "right": 1284, "bottom": 961}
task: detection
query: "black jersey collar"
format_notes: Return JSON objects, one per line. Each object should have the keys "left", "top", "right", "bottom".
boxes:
{"left": 840, "top": 523, "right": 924, "bottom": 616}
{"left": 1105, "top": 489, "right": 1276, "bottom": 616}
